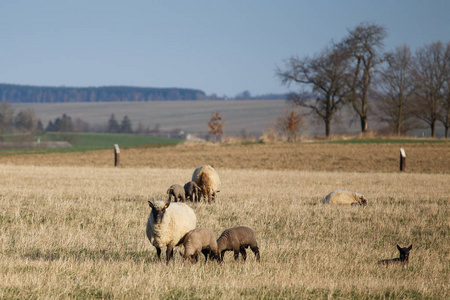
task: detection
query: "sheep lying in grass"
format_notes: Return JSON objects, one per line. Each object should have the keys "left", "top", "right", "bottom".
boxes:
{"left": 181, "top": 228, "right": 218, "bottom": 263}
{"left": 146, "top": 200, "right": 196, "bottom": 263}
{"left": 167, "top": 184, "right": 186, "bottom": 202}
{"left": 192, "top": 165, "right": 221, "bottom": 203}
{"left": 217, "top": 226, "right": 260, "bottom": 263}
{"left": 378, "top": 244, "right": 412, "bottom": 266}
{"left": 184, "top": 181, "right": 200, "bottom": 202}
{"left": 322, "top": 190, "right": 368, "bottom": 206}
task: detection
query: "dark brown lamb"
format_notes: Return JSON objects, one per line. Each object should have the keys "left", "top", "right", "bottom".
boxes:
{"left": 167, "top": 184, "right": 186, "bottom": 202}
{"left": 217, "top": 226, "right": 260, "bottom": 263}
{"left": 184, "top": 181, "right": 200, "bottom": 202}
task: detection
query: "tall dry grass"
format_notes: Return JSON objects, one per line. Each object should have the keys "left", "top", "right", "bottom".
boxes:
{"left": 0, "top": 165, "right": 448, "bottom": 299}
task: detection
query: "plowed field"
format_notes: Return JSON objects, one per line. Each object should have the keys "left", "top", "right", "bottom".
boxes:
{"left": 0, "top": 141, "right": 448, "bottom": 173}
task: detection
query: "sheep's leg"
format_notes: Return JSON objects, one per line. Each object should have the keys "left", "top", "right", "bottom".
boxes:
{"left": 166, "top": 245, "right": 174, "bottom": 263}
{"left": 210, "top": 250, "right": 218, "bottom": 262}
{"left": 156, "top": 247, "right": 162, "bottom": 261}
{"left": 201, "top": 249, "right": 210, "bottom": 262}
{"left": 233, "top": 248, "right": 240, "bottom": 261}
{"left": 239, "top": 247, "right": 247, "bottom": 261}
{"left": 207, "top": 193, "right": 212, "bottom": 204}
{"left": 251, "top": 246, "right": 260, "bottom": 262}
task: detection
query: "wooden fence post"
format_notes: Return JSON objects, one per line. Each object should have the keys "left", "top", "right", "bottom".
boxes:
{"left": 400, "top": 148, "right": 406, "bottom": 171}
{"left": 114, "top": 144, "right": 120, "bottom": 167}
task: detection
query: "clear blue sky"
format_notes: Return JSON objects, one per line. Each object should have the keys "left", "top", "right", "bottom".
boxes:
{"left": 1, "top": 0, "right": 449, "bottom": 97}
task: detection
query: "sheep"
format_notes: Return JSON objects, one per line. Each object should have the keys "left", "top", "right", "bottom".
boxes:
{"left": 167, "top": 184, "right": 186, "bottom": 202}
{"left": 181, "top": 228, "right": 218, "bottom": 263}
{"left": 184, "top": 181, "right": 200, "bottom": 202}
{"left": 322, "top": 190, "right": 368, "bottom": 206}
{"left": 146, "top": 200, "right": 196, "bottom": 263}
{"left": 216, "top": 226, "right": 260, "bottom": 263}
{"left": 378, "top": 244, "right": 412, "bottom": 266}
{"left": 192, "top": 165, "right": 221, "bottom": 203}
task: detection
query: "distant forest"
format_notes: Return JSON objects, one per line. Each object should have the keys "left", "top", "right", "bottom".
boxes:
{"left": 0, "top": 84, "right": 287, "bottom": 103}
{"left": 0, "top": 84, "right": 208, "bottom": 102}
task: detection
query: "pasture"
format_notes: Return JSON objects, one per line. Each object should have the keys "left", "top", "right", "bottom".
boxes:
{"left": 0, "top": 142, "right": 449, "bottom": 299}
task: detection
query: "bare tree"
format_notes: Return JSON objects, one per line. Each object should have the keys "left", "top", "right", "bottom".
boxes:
{"left": 339, "top": 22, "right": 387, "bottom": 132}
{"left": 412, "top": 41, "right": 449, "bottom": 137}
{"left": 437, "top": 42, "right": 450, "bottom": 138}
{"left": 376, "top": 45, "right": 416, "bottom": 135}
{"left": 207, "top": 112, "right": 226, "bottom": 142}
{"left": 277, "top": 110, "right": 303, "bottom": 142}
{"left": 277, "top": 44, "right": 347, "bottom": 136}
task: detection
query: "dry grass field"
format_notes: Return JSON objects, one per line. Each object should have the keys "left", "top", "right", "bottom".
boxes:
{"left": 0, "top": 142, "right": 449, "bottom": 299}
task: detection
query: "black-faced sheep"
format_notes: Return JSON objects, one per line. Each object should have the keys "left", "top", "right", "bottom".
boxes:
{"left": 217, "top": 226, "right": 260, "bottom": 263}
{"left": 181, "top": 228, "right": 218, "bottom": 263}
{"left": 322, "top": 190, "right": 368, "bottom": 206}
{"left": 378, "top": 244, "right": 412, "bottom": 266}
{"left": 146, "top": 200, "right": 196, "bottom": 263}
{"left": 192, "top": 165, "right": 221, "bottom": 203}
{"left": 167, "top": 184, "right": 186, "bottom": 202}
{"left": 184, "top": 181, "right": 200, "bottom": 202}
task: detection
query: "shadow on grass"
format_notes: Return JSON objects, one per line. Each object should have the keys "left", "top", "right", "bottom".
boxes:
{"left": 22, "top": 248, "right": 155, "bottom": 263}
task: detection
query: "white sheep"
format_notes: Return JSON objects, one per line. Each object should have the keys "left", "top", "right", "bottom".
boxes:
{"left": 146, "top": 200, "right": 196, "bottom": 262}
{"left": 322, "top": 190, "right": 368, "bottom": 206}
{"left": 192, "top": 165, "right": 221, "bottom": 203}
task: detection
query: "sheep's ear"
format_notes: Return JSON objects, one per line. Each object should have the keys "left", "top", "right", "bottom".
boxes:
{"left": 397, "top": 244, "right": 401, "bottom": 251}
{"left": 408, "top": 245, "right": 412, "bottom": 250}
{"left": 148, "top": 201, "right": 153, "bottom": 208}
{"left": 165, "top": 201, "right": 170, "bottom": 209}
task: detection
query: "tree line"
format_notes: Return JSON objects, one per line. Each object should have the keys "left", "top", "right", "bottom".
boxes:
{"left": 0, "top": 103, "right": 182, "bottom": 141}
{"left": 0, "top": 85, "right": 207, "bottom": 102}
{"left": 277, "top": 22, "right": 450, "bottom": 138}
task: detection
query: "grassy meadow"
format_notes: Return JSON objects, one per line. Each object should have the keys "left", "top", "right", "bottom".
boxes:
{"left": 0, "top": 132, "right": 181, "bottom": 155}
{"left": 0, "top": 161, "right": 448, "bottom": 298}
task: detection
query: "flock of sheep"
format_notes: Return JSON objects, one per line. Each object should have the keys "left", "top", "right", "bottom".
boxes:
{"left": 146, "top": 165, "right": 411, "bottom": 266}
{"left": 146, "top": 165, "right": 260, "bottom": 264}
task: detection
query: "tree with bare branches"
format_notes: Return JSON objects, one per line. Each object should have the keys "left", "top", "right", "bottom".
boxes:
{"left": 339, "top": 22, "right": 387, "bottom": 133}
{"left": 412, "top": 41, "right": 449, "bottom": 137}
{"left": 437, "top": 42, "right": 450, "bottom": 138}
{"left": 376, "top": 45, "right": 416, "bottom": 135}
{"left": 277, "top": 110, "right": 303, "bottom": 142}
{"left": 207, "top": 112, "right": 226, "bottom": 142}
{"left": 277, "top": 44, "right": 347, "bottom": 137}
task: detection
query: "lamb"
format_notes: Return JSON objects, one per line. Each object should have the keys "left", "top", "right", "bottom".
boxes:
{"left": 378, "top": 244, "right": 412, "bottom": 266}
{"left": 167, "top": 184, "right": 186, "bottom": 202}
{"left": 184, "top": 181, "right": 200, "bottom": 202}
{"left": 192, "top": 165, "right": 221, "bottom": 203}
{"left": 216, "top": 226, "right": 260, "bottom": 263}
{"left": 181, "top": 228, "right": 218, "bottom": 263}
{"left": 322, "top": 190, "right": 368, "bottom": 206}
{"left": 146, "top": 200, "right": 196, "bottom": 263}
